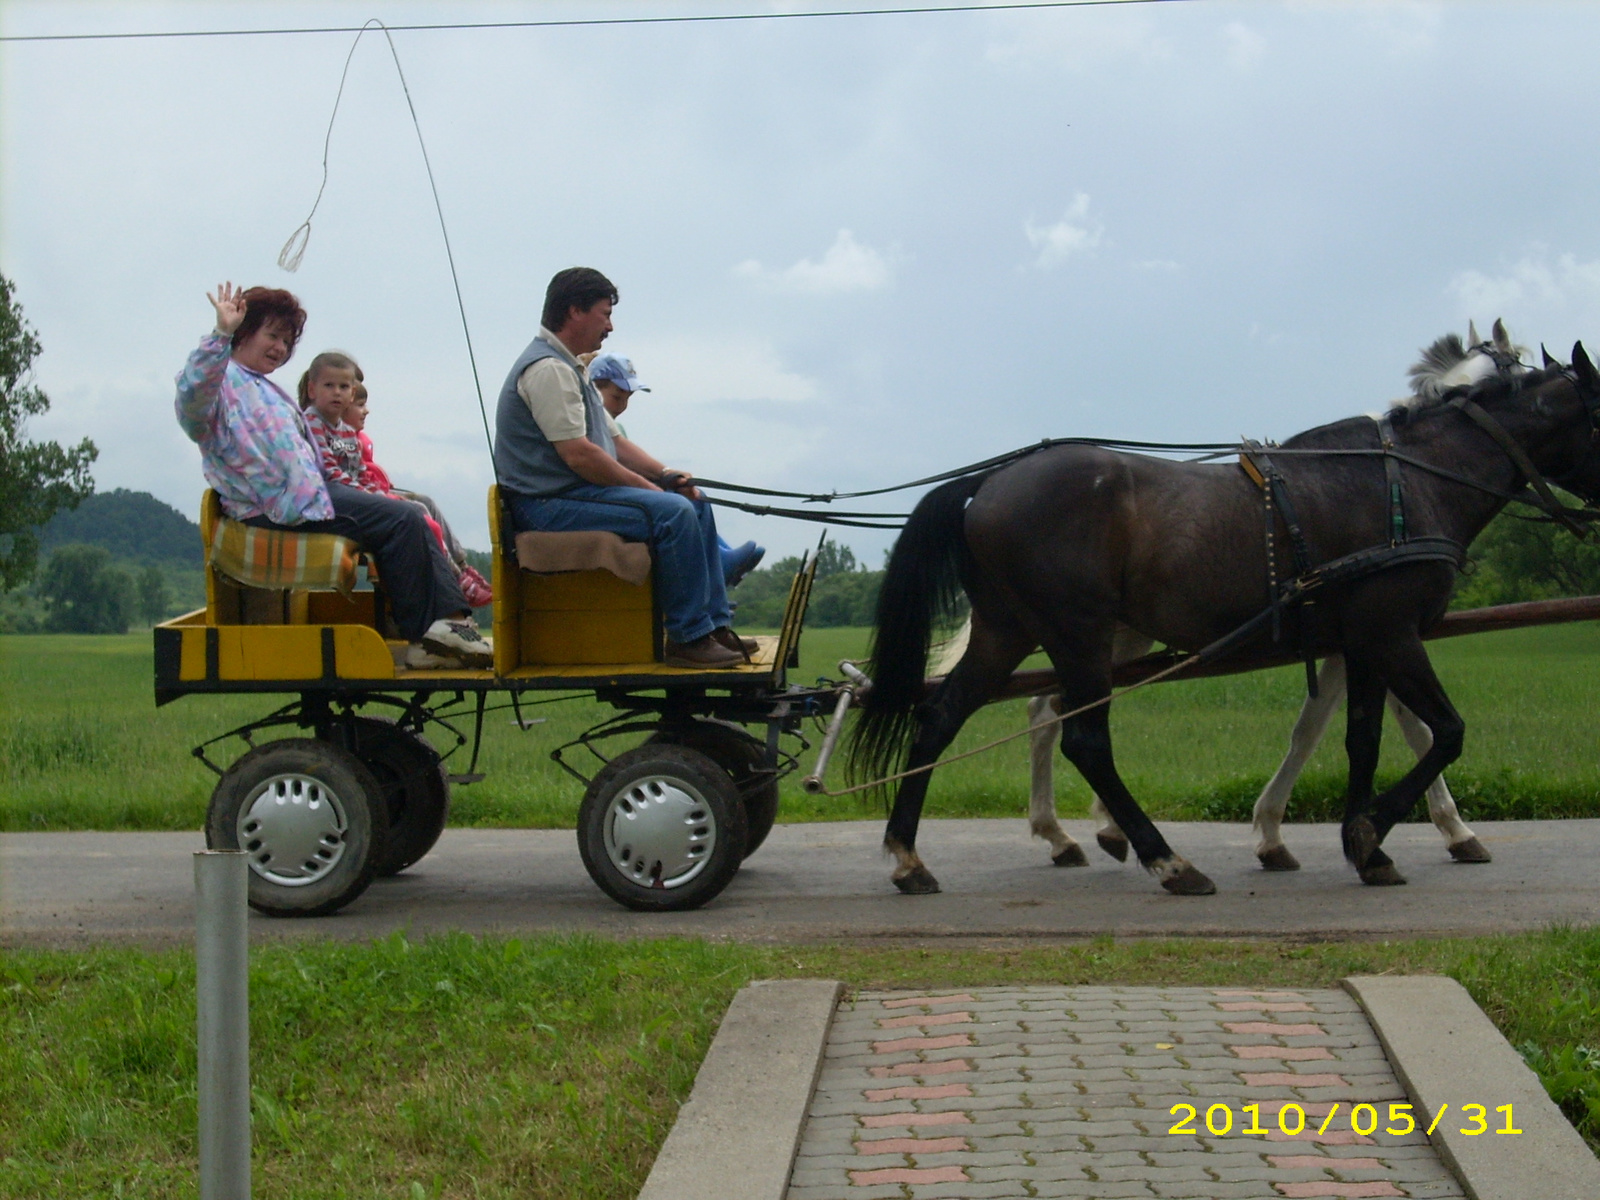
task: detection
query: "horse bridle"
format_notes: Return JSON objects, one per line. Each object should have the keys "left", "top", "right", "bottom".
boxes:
{"left": 1443, "top": 361, "right": 1600, "bottom": 537}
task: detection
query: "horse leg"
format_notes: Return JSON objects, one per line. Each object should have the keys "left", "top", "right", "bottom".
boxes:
{"left": 1089, "top": 625, "right": 1152, "bottom": 865}
{"left": 884, "top": 617, "right": 1033, "bottom": 894}
{"left": 1252, "top": 655, "right": 1345, "bottom": 872}
{"left": 1028, "top": 694, "right": 1088, "bottom": 866}
{"left": 1387, "top": 692, "right": 1489, "bottom": 864}
{"left": 1049, "top": 659, "right": 1214, "bottom": 895}
{"left": 1091, "top": 794, "right": 1129, "bottom": 863}
{"left": 1362, "top": 644, "right": 1465, "bottom": 871}
{"left": 1339, "top": 652, "right": 1405, "bottom": 885}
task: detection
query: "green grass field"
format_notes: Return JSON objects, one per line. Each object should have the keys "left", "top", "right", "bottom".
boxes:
{"left": 6, "top": 630, "right": 1600, "bottom": 1196}
{"left": 4, "top": 623, "right": 1600, "bottom": 832}
{"left": 2, "top": 930, "right": 1599, "bottom": 1198}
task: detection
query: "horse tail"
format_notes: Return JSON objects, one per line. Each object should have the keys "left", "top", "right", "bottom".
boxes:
{"left": 847, "top": 470, "right": 992, "bottom": 792}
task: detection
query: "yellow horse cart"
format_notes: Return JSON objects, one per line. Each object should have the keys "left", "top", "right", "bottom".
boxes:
{"left": 155, "top": 487, "right": 822, "bottom": 917}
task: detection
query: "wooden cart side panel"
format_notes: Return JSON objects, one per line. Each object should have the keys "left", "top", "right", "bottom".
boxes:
{"left": 489, "top": 485, "right": 522, "bottom": 676}
{"left": 171, "top": 622, "right": 396, "bottom": 682}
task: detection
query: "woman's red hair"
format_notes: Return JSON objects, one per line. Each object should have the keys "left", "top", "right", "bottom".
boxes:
{"left": 231, "top": 287, "right": 307, "bottom": 357}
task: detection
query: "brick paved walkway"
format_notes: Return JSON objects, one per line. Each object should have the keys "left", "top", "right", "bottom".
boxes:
{"left": 786, "top": 986, "right": 1465, "bottom": 1200}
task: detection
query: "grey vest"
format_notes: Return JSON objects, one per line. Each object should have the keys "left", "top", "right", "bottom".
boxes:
{"left": 493, "top": 337, "right": 617, "bottom": 496}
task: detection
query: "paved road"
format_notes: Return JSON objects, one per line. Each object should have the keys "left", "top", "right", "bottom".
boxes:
{"left": 3, "top": 819, "right": 1596, "bottom": 947}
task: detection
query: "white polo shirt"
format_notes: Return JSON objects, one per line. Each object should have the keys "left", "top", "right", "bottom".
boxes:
{"left": 516, "top": 327, "right": 622, "bottom": 444}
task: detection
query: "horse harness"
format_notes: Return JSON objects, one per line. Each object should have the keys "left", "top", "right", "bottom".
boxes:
{"left": 1232, "top": 363, "right": 1600, "bottom": 696}
{"left": 1237, "top": 418, "right": 1465, "bottom": 698}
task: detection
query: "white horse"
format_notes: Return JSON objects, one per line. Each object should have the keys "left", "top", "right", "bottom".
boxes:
{"left": 933, "top": 322, "right": 1523, "bottom": 872}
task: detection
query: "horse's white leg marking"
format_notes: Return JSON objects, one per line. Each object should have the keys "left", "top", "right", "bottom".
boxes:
{"left": 1253, "top": 655, "right": 1346, "bottom": 862}
{"left": 1387, "top": 692, "right": 1477, "bottom": 848}
{"left": 1090, "top": 795, "right": 1118, "bottom": 841}
{"left": 1028, "top": 693, "right": 1080, "bottom": 860}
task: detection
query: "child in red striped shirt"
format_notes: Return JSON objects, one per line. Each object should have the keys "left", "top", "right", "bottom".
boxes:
{"left": 299, "top": 354, "right": 492, "bottom": 608}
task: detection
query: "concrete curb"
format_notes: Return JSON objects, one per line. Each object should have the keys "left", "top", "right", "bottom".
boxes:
{"left": 1345, "top": 973, "right": 1600, "bottom": 1200}
{"left": 638, "top": 978, "right": 842, "bottom": 1200}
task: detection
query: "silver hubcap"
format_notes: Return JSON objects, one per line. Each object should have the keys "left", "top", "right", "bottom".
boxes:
{"left": 237, "top": 773, "right": 349, "bottom": 887}
{"left": 601, "top": 773, "right": 717, "bottom": 889}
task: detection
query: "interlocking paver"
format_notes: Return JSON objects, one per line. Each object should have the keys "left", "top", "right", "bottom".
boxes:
{"left": 786, "top": 988, "right": 1467, "bottom": 1200}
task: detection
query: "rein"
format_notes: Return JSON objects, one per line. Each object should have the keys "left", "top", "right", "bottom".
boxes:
{"left": 828, "top": 362, "right": 1600, "bottom": 797}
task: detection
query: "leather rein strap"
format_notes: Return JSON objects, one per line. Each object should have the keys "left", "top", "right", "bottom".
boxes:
{"left": 1448, "top": 393, "right": 1590, "bottom": 538}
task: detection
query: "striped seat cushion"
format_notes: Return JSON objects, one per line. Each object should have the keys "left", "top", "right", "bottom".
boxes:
{"left": 209, "top": 518, "right": 360, "bottom": 595}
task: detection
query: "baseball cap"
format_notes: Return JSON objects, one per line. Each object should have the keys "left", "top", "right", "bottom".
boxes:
{"left": 587, "top": 352, "right": 650, "bottom": 393}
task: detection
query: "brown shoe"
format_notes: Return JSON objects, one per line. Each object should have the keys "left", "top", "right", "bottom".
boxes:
{"left": 712, "top": 627, "right": 759, "bottom": 658}
{"left": 664, "top": 634, "right": 743, "bottom": 669}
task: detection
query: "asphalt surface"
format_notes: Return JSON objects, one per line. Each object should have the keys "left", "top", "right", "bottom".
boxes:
{"left": 2, "top": 819, "right": 1596, "bottom": 948}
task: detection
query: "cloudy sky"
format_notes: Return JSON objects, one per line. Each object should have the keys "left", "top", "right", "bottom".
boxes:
{"left": 7, "top": 0, "right": 1600, "bottom": 563}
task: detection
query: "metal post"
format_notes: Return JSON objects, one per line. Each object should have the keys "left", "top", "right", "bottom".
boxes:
{"left": 194, "top": 850, "right": 250, "bottom": 1200}
{"left": 801, "top": 662, "right": 873, "bottom": 794}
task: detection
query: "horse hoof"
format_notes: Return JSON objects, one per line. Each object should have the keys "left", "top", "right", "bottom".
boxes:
{"left": 1342, "top": 815, "right": 1380, "bottom": 869}
{"left": 892, "top": 866, "right": 941, "bottom": 895}
{"left": 1160, "top": 864, "right": 1216, "bottom": 896}
{"left": 1359, "top": 861, "right": 1408, "bottom": 886}
{"left": 1258, "top": 846, "right": 1301, "bottom": 872}
{"left": 1448, "top": 837, "right": 1492, "bottom": 864}
{"left": 1052, "top": 844, "right": 1089, "bottom": 868}
{"left": 1096, "top": 832, "right": 1130, "bottom": 862}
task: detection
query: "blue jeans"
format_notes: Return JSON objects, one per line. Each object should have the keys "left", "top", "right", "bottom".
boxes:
{"left": 507, "top": 486, "right": 731, "bottom": 644}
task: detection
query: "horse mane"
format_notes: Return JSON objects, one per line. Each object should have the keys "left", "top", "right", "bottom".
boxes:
{"left": 1405, "top": 333, "right": 1472, "bottom": 401}
{"left": 1401, "top": 319, "right": 1532, "bottom": 408}
{"left": 1282, "top": 361, "right": 1568, "bottom": 448}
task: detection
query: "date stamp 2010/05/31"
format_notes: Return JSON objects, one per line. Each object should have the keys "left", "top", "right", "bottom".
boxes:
{"left": 1168, "top": 1101, "right": 1522, "bottom": 1139}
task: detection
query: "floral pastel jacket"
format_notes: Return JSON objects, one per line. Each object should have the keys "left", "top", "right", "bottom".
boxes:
{"left": 174, "top": 332, "right": 333, "bottom": 524}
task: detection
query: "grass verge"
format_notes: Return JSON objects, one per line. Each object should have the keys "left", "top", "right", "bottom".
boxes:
{"left": 1, "top": 930, "right": 1598, "bottom": 1198}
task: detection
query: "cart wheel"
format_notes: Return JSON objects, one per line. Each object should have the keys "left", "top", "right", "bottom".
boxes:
{"left": 343, "top": 717, "right": 450, "bottom": 876}
{"left": 649, "top": 721, "right": 780, "bottom": 859}
{"left": 577, "top": 745, "right": 748, "bottom": 912}
{"left": 206, "top": 739, "right": 388, "bottom": 917}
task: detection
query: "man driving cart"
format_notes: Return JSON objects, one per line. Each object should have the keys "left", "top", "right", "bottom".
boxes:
{"left": 494, "top": 267, "right": 756, "bottom": 669}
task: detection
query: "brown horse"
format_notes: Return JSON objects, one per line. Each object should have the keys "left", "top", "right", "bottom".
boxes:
{"left": 849, "top": 345, "right": 1600, "bottom": 896}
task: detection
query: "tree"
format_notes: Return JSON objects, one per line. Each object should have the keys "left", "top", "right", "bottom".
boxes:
{"left": 38, "top": 544, "right": 132, "bottom": 633}
{"left": 136, "top": 563, "right": 170, "bottom": 625}
{"left": 1452, "top": 495, "right": 1600, "bottom": 609}
{"left": 0, "top": 273, "right": 97, "bottom": 592}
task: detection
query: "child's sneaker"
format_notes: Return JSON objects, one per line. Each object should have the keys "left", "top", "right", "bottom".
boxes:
{"left": 422, "top": 618, "right": 494, "bottom": 668}
{"left": 458, "top": 566, "right": 494, "bottom": 608}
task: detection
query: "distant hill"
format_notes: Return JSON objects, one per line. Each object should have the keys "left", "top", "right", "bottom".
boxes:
{"left": 40, "top": 489, "right": 203, "bottom": 565}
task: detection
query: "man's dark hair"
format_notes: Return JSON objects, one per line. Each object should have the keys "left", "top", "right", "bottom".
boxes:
{"left": 542, "top": 268, "right": 618, "bottom": 332}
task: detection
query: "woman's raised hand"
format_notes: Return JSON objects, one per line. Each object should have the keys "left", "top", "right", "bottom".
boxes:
{"left": 207, "top": 282, "right": 248, "bottom": 334}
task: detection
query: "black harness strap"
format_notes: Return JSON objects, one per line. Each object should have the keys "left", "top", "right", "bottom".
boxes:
{"left": 1278, "top": 536, "right": 1465, "bottom": 603}
{"left": 1190, "top": 536, "right": 1466, "bottom": 672}
{"left": 1240, "top": 440, "right": 1319, "bottom": 695}
{"left": 1375, "top": 413, "right": 1407, "bottom": 546}
{"left": 1449, "top": 394, "right": 1589, "bottom": 538}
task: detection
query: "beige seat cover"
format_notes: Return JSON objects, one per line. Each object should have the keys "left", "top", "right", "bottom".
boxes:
{"left": 513, "top": 530, "right": 650, "bottom": 586}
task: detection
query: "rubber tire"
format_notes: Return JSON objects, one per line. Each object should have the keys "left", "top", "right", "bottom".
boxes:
{"left": 206, "top": 739, "right": 388, "bottom": 917}
{"left": 650, "top": 721, "right": 780, "bottom": 859}
{"left": 577, "top": 744, "right": 748, "bottom": 913}
{"left": 342, "top": 717, "right": 451, "bottom": 876}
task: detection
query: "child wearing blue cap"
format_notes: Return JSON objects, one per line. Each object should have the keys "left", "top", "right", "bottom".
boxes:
{"left": 587, "top": 352, "right": 766, "bottom": 587}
